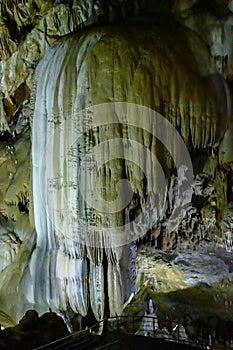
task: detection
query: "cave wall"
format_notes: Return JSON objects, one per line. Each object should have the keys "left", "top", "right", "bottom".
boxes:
{"left": 0, "top": 0, "right": 233, "bottom": 326}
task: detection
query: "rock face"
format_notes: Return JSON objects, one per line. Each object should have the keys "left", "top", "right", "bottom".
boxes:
{"left": 0, "top": 310, "right": 70, "bottom": 350}
{"left": 0, "top": 0, "right": 233, "bottom": 329}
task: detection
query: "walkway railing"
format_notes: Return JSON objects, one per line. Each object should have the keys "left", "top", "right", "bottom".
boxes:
{"left": 107, "top": 315, "right": 197, "bottom": 346}
{"left": 32, "top": 315, "right": 233, "bottom": 350}
{"left": 33, "top": 320, "right": 103, "bottom": 350}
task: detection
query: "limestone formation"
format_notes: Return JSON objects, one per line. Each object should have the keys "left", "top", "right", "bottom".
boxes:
{"left": 0, "top": 0, "right": 232, "bottom": 332}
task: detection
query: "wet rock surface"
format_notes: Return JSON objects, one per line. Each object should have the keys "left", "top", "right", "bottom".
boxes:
{"left": 173, "top": 250, "right": 230, "bottom": 285}
{"left": 138, "top": 247, "right": 233, "bottom": 289}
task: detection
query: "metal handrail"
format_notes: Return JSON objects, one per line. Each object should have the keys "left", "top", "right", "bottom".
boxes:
{"left": 94, "top": 340, "right": 120, "bottom": 349}
{"left": 33, "top": 320, "right": 104, "bottom": 350}
{"left": 33, "top": 315, "right": 233, "bottom": 350}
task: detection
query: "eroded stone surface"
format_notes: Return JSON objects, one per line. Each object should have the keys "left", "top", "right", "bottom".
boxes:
{"left": 0, "top": 0, "right": 232, "bottom": 329}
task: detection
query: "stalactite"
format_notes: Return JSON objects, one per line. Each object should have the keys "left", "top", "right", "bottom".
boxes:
{"left": 106, "top": 247, "right": 124, "bottom": 316}
{"left": 0, "top": 97, "right": 10, "bottom": 132}
{"left": 31, "top": 17, "right": 230, "bottom": 321}
{"left": 87, "top": 246, "right": 104, "bottom": 320}
{"left": 0, "top": 0, "right": 232, "bottom": 331}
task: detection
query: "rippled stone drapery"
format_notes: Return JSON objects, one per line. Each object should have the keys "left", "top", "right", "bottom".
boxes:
{"left": 0, "top": 0, "right": 232, "bottom": 331}
{"left": 31, "top": 31, "right": 132, "bottom": 319}
{"left": 31, "top": 17, "right": 230, "bottom": 320}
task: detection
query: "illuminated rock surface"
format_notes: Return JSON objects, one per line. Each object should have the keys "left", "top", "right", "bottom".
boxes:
{"left": 0, "top": 0, "right": 232, "bottom": 337}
